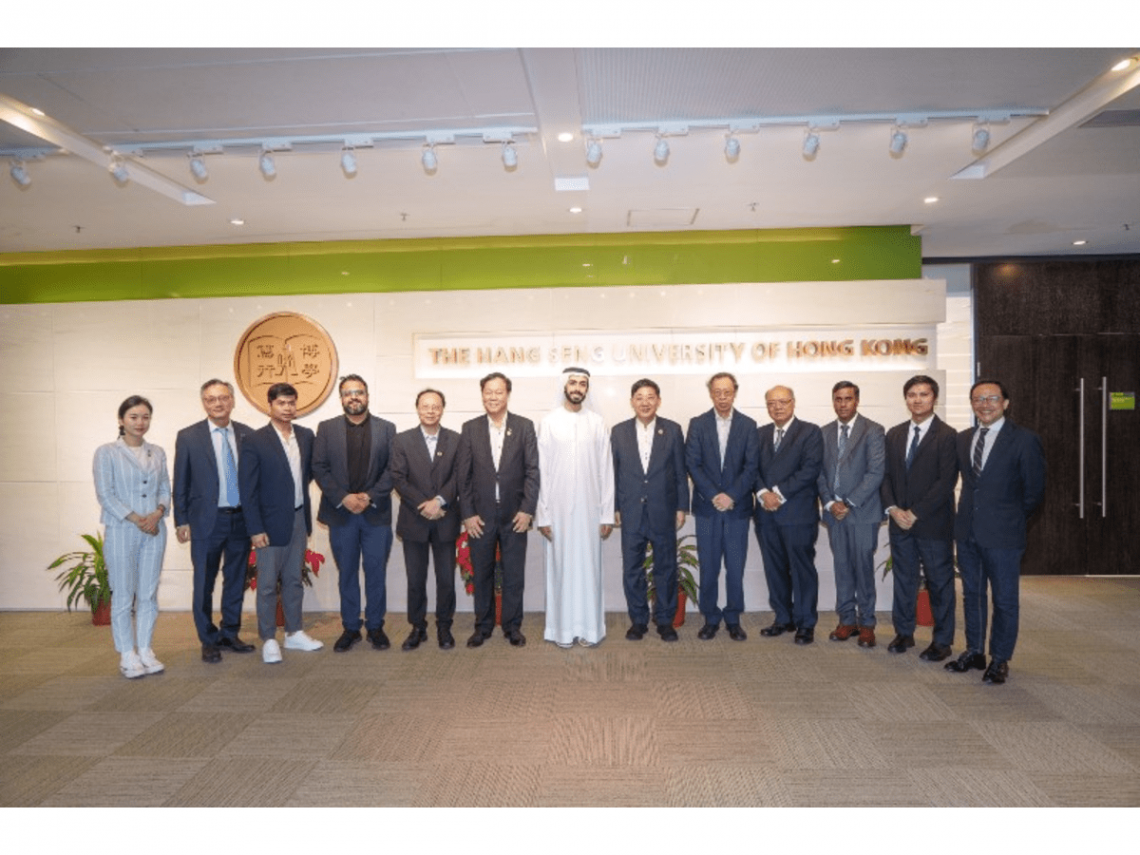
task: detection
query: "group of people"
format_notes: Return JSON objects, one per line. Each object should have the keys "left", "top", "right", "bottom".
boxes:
{"left": 92, "top": 367, "right": 1044, "bottom": 686}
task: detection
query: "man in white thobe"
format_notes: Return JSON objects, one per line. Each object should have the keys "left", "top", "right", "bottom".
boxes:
{"left": 537, "top": 368, "right": 615, "bottom": 648}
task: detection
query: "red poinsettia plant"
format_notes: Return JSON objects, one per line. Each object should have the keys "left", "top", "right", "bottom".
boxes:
{"left": 247, "top": 548, "right": 324, "bottom": 590}
{"left": 455, "top": 532, "right": 502, "bottom": 595}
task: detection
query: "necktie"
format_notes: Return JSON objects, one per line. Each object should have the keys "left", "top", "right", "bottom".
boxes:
{"left": 972, "top": 426, "right": 989, "bottom": 477}
{"left": 217, "top": 427, "right": 240, "bottom": 507}
{"left": 774, "top": 427, "right": 785, "bottom": 453}
{"left": 905, "top": 425, "right": 920, "bottom": 470}
{"left": 833, "top": 423, "right": 849, "bottom": 494}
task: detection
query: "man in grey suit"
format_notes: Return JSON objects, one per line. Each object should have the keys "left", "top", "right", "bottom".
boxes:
{"left": 457, "top": 372, "right": 540, "bottom": 649}
{"left": 817, "top": 381, "right": 886, "bottom": 648}
{"left": 313, "top": 374, "right": 396, "bottom": 654}
{"left": 390, "top": 389, "right": 462, "bottom": 651}
{"left": 612, "top": 378, "right": 689, "bottom": 642}
{"left": 174, "top": 379, "right": 256, "bottom": 663}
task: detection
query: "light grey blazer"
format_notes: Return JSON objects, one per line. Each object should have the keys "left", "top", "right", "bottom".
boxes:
{"left": 816, "top": 415, "right": 886, "bottom": 527}
{"left": 93, "top": 438, "right": 171, "bottom": 526}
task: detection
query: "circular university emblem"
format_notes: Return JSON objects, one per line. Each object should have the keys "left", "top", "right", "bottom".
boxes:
{"left": 233, "top": 312, "right": 339, "bottom": 416}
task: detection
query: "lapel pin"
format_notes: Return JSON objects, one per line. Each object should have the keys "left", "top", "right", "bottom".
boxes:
{"left": 436, "top": 451, "right": 443, "bottom": 457}
{"left": 507, "top": 429, "right": 512, "bottom": 436}
{"left": 657, "top": 429, "right": 664, "bottom": 435}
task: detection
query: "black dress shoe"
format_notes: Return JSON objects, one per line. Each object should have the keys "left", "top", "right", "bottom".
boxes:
{"left": 945, "top": 651, "right": 987, "bottom": 673}
{"left": 982, "top": 659, "right": 1009, "bottom": 684}
{"left": 201, "top": 643, "right": 222, "bottom": 663}
{"left": 887, "top": 633, "right": 915, "bottom": 654}
{"left": 466, "top": 630, "right": 491, "bottom": 648}
{"left": 334, "top": 629, "right": 362, "bottom": 652}
{"left": 507, "top": 629, "right": 527, "bottom": 647}
{"left": 217, "top": 636, "right": 255, "bottom": 653}
{"left": 625, "top": 623, "right": 649, "bottom": 641}
{"left": 657, "top": 624, "right": 679, "bottom": 642}
{"left": 759, "top": 622, "right": 796, "bottom": 637}
{"left": 697, "top": 623, "right": 719, "bottom": 640}
{"left": 366, "top": 628, "right": 390, "bottom": 650}
{"left": 919, "top": 642, "right": 953, "bottom": 662}
{"left": 794, "top": 627, "right": 815, "bottom": 645}
{"left": 438, "top": 628, "right": 455, "bottom": 650}
{"left": 727, "top": 624, "right": 748, "bottom": 641}
{"left": 401, "top": 626, "right": 427, "bottom": 651}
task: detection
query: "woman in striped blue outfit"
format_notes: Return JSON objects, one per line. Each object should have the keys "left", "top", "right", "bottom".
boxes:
{"left": 93, "top": 395, "right": 171, "bottom": 679}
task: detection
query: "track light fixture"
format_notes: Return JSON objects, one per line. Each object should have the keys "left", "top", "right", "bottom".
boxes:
{"left": 889, "top": 127, "right": 908, "bottom": 156}
{"left": 501, "top": 141, "right": 518, "bottom": 169}
{"left": 188, "top": 154, "right": 208, "bottom": 181}
{"left": 9, "top": 160, "right": 30, "bottom": 188}
{"left": 259, "top": 149, "right": 276, "bottom": 178}
{"left": 340, "top": 147, "right": 357, "bottom": 177}
{"left": 971, "top": 124, "right": 991, "bottom": 155}
{"left": 724, "top": 135, "right": 741, "bottom": 161}
{"left": 421, "top": 145, "right": 438, "bottom": 172}
{"left": 585, "top": 139, "right": 603, "bottom": 167}
{"left": 109, "top": 158, "right": 130, "bottom": 184}
{"left": 653, "top": 136, "right": 669, "bottom": 165}
{"left": 802, "top": 130, "right": 821, "bottom": 159}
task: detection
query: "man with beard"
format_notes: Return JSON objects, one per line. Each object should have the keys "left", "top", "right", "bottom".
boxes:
{"left": 313, "top": 374, "right": 397, "bottom": 653}
{"left": 536, "top": 368, "right": 615, "bottom": 648}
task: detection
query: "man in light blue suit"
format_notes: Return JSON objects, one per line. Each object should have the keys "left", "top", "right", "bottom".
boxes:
{"left": 173, "top": 379, "right": 256, "bottom": 663}
{"left": 816, "top": 381, "right": 885, "bottom": 648}
{"left": 685, "top": 372, "right": 759, "bottom": 641}
{"left": 755, "top": 385, "right": 823, "bottom": 645}
{"left": 612, "top": 378, "right": 690, "bottom": 642}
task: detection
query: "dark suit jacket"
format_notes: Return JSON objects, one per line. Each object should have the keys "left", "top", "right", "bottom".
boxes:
{"left": 880, "top": 415, "right": 958, "bottom": 540}
{"left": 312, "top": 414, "right": 395, "bottom": 528}
{"left": 955, "top": 419, "right": 1046, "bottom": 549}
{"left": 612, "top": 416, "right": 690, "bottom": 538}
{"left": 391, "top": 425, "right": 462, "bottom": 543}
{"left": 173, "top": 418, "right": 254, "bottom": 537}
{"left": 457, "top": 412, "right": 540, "bottom": 522}
{"left": 685, "top": 408, "right": 759, "bottom": 520}
{"left": 239, "top": 422, "right": 315, "bottom": 544}
{"left": 817, "top": 416, "right": 886, "bottom": 528}
{"left": 755, "top": 417, "right": 823, "bottom": 528}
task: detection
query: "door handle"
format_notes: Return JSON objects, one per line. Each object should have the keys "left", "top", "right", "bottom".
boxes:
{"left": 1076, "top": 377, "right": 1085, "bottom": 520}
{"left": 1099, "top": 376, "right": 1107, "bottom": 518}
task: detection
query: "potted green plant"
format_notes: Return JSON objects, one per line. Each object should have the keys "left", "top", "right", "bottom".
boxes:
{"left": 645, "top": 534, "right": 700, "bottom": 627}
{"left": 877, "top": 548, "right": 957, "bottom": 628}
{"left": 48, "top": 532, "right": 112, "bottom": 625}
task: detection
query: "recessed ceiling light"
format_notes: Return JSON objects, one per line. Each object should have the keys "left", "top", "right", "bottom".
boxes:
{"left": 1111, "top": 58, "right": 1134, "bottom": 72}
{"left": 569, "top": 206, "right": 583, "bottom": 214}
{"left": 30, "top": 107, "right": 45, "bottom": 116}
{"left": 557, "top": 132, "right": 574, "bottom": 143}
{"left": 924, "top": 196, "right": 939, "bottom": 204}
{"left": 229, "top": 218, "right": 245, "bottom": 226}
{"left": 1073, "top": 239, "right": 1087, "bottom": 246}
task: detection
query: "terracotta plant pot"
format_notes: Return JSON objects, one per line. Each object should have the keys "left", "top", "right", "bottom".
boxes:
{"left": 673, "top": 591, "right": 687, "bottom": 627}
{"left": 92, "top": 600, "right": 111, "bottom": 626}
{"left": 494, "top": 591, "right": 502, "bottom": 627}
{"left": 916, "top": 588, "right": 934, "bottom": 627}
{"left": 276, "top": 597, "right": 285, "bottom": 627}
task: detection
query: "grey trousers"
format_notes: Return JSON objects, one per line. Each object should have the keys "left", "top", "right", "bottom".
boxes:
{"left": 256, "top": 508, "right": 307, "bottom": 640}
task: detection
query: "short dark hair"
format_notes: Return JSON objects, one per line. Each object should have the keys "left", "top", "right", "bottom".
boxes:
{"left": 832, "top": 380, "right": 860, "bottom": 398}
{"left": 707, "top": 372, "right": 739, "bottom": 391}
{"left": 200, "top": 379, "right": 234, "bottom": 396}
{"left": 416, "top": 388, "right": 446, "bottom": 408}
{"left": 117, "top": 395, "right": 152, "bottom": 436}
{"left": 970, "top": 378, "right": 1009, "bottom": 402}
{"left": 339, "top": 374, "right": 368, "bottom": 394}
{"left": 480, "top": 372, "right": 512, "bottom": 393}
{"left": 903, "top": 375, "right": 939, "bottom": 399}
{"left": 630, "top": 378, "right": 660, "bottom": 398}
{"left": 267, "top": 382, "right": 298, "bottom": 403}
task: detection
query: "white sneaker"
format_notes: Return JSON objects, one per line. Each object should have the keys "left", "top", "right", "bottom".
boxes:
{"left": 138, "top": 648, "right": 165, "bottom": 674}
{"left": 120, "top": 650, "right": 146, "bottom": 679}
{"left": 284, "top": 630, "right": 323, "bottom": 651}
{"left": 262, "top": 638, "right": 282, "bottom": 664}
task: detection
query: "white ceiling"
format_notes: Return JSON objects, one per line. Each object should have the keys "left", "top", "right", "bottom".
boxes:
{"left": 1, "top": 47, "right": 1138, "bottom": 258}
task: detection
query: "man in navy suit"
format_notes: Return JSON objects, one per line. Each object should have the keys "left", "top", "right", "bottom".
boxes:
{"left": 817, "top": 381, "right": 886, "bottom": 648}
{"left": 313, "top": 374, "right": 396, "bottom": 654}
{"left": 880, "top": 375, "right": 959, "bottom": 662}
{"left": 755, "top": 385, "right": 823, "bottom": 644}
{"left": 457, "top": 372, "right": 540, "bottom": 649}
{"left": 239, "top": 382, "right": 323, "bottom": 663}
{"left": 946, "top": 380, "right": 1045, "bottom": 685}
{"left": 612, "top": 378, "right": 690, "bottom": 642}
{"left": 390, "top": 389, "right": 461, "bottom": 651}
{"left": 174, "top": 379, "right": 256, "bottom": 663}
{"left": 685, "top": 372, "right": 759, "bottom": 641}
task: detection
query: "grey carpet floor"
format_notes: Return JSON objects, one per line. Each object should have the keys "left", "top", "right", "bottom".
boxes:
{"left": 2, "top": 576, "right": 1139, "bottom": 807}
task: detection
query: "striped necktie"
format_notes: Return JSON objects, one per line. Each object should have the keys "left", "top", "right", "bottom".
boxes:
{"left": 972, "top": 427, "right": 989, "bottom": 477}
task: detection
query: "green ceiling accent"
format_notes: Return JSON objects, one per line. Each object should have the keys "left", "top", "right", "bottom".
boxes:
{"left": 0, "top": 226, "right": 921, "bottom": 304}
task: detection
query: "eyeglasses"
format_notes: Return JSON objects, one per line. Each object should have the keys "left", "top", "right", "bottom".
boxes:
{"left": 971, "top": 395, "right": 1003, "bottom": 405}
{"left": 341, "top": 389, "right": 367, "bottom": 398}
{"left": 203, "top": 395, "right": 232, "bottom": 405}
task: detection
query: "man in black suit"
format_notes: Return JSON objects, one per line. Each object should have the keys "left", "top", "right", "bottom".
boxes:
{"left": 457, "top": 372, "right": 540, "bottom": 648}
{"left": 946, "top": 380, "right": 1046, "bottom": 684}
{"left": 755, "top": 385, "right": 824, "bottom": 645}
{"left": 611, "top": 378, "right": 690, "bottom": 642}
{"left": 686, "top": 372, "right": 759, "bottom": 641}
{"left": 390, "top": 389, "right": 461, "bottom": 651}
{"left": 240, "top": 382, "right": 323, "bottom": 663}
{"left": 313, "top": 374, "right": 396, "bottom": 654}
{"left": 173, "top": 379, "right": 256, "bottom": 663}
{"left": 880, "top": 374, "right": 958, "bottom": 662}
